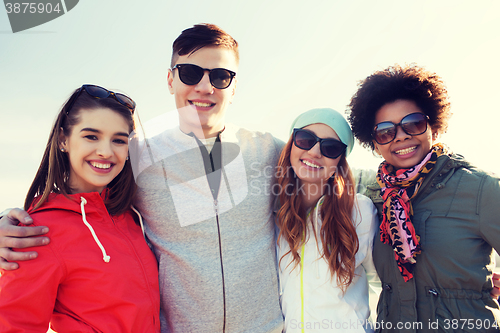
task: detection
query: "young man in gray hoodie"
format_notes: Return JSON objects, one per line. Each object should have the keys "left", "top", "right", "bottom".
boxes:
{"left": 0, "top": 24, "right": 284, "bottom": 333}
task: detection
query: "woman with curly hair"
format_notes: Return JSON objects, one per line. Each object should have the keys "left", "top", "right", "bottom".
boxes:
{"left": 276, "top": 108, "right": 378, "bottom": 333}
{"left": 348, "top": 64, "right": 500, "bottom": 332}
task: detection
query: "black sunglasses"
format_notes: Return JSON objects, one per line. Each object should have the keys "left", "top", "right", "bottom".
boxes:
{"left": 66, "top": 85, "right": 136, "bottom": 115}
{"left": 372, "top": 112, "right": 429, "bottom": 145}
{"left": 171, "top": 64, "right": 236, "bottom": 89}
{"left": 293, "top": 128, "right": 347, "bottom": 159}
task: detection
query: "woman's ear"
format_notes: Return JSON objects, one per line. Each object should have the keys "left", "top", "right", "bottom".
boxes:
{"left": 59, "top": 129, "right": 68, "bottom": 152}
{"left": 432, "top": 130, "right": 438, "bottom": 142}
{"left": 373, "top": 141, "right": 382, "bottom": 156}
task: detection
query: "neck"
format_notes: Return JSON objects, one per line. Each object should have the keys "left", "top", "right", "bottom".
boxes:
{"left": 300, "top": 182, "right": 327, "bottom": 210}
{"left": 179, "top": 124, "right": 224, "bottom": 139}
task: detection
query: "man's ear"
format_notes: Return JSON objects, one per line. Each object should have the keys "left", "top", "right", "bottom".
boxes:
{"left": 167, "top": 69, "right": 175, "bottom": 95}
{"left": 229, "top": 79, "right": 237, "bottom": 103}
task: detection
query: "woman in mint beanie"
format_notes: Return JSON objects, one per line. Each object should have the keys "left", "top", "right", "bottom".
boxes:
{"left": 276, "top": 108, "right": 378, "bottom": 332}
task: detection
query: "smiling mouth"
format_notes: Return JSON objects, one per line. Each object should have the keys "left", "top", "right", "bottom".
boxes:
{"left": 301, "top": 159, "right": 322, "bottom": 169}
{"left": 190, "top": 101, "right": 215, "bottom": 108}
{"left": 89, "top": 161, "right": 113, "bottom": 169}
{"left": 395, "top": 146, "right": 417, "bottom": 155}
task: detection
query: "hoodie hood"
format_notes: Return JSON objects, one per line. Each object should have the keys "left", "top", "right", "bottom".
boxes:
{"left": 29, "top": 190, "right": 108, "bottom": 216}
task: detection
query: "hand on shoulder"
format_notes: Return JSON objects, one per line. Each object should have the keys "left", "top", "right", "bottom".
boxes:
{"left": 0, "top": 208, "right": 49, "bottom": 270}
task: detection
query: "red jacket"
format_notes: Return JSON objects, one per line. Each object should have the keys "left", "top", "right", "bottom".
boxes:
{"left": 0, "top": 191, "right": 160, "bottom": 332}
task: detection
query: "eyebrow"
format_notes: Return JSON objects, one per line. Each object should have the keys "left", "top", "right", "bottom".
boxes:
{"left": 80, "top": 127, "right": 129, "bottom": 137}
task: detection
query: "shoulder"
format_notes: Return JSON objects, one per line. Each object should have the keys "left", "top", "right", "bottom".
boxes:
{"left": 353, "top": 193, "right": 378, "bottom": 227}
{"left": 472, "top": 169, "right": 500, "bottom": 202}
{"left": 226, "top": 124, "right": 285, "bottom": 158}
{"left": 230, "top": 124, "right": 284, "bottom": 145}
{"left": 354, "top": 194, "right": 377, "bottom": 214}
{"left": 27, "top": 211, "right": 81, "bottom": 240}
{"left": 352, "top": 167, "right": 378, "bottom": 195}
{"left": 445, "top": 153, "right": 499, "bottom": 192}
{"left": 27, "top": 195, "right": 75, "bottom": 227}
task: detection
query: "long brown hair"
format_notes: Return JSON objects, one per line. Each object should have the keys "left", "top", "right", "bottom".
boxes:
{"left": 24, "top": 87, "right": 136, "bottom": 216}
{"left": 276, "top": 137, "right": 359, "bottom": 292}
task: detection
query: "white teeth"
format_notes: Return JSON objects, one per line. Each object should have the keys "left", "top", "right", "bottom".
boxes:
{"left": 90, "top": 161, "right": 111, "bottom": 169}
{"left": 395, "top": 146, "right": 416, "bottom": 155}
{"left": 302, "top": 160, "right": 321, "bottom": 168}
{"left": 191, "top": 101, "right": 213, "bottom": 107}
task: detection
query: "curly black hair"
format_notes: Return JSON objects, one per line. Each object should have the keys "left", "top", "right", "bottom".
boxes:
{"left": 347, "top": 64, "right": 452, "bottom": 150}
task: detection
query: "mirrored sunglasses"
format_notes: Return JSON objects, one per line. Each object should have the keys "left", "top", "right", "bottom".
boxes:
{"left": 372, "top": 112, "right": 429, "bottom": 145}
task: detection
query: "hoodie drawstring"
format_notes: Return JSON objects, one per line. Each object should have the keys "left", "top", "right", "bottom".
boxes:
{"left": 314, "top": 201, "right": 322, "bottom": 279}
{"left": 131, "top": 205, "right": 145, "bottom": 237}
{"left": 80, "top": 197, "right": 111, "bottom": 263}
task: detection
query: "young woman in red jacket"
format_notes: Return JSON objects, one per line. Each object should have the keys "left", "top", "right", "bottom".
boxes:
{"left": 0, "top": 85, "right": 160, "bottom": 332}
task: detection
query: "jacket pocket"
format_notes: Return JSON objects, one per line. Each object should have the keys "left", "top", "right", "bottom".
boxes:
{"left": 412, "top": 210, "right": 431, "bottom": 247}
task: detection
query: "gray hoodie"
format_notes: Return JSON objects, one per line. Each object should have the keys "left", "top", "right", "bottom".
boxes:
{"left": 133, "top": 124, "right": 284, "bottom": 333}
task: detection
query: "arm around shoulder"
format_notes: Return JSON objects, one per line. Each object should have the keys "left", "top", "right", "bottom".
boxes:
{"left": 0, "top": 208, "right": 50, "bottom": 270}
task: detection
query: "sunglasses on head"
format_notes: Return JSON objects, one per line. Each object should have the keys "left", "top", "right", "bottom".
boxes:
{"left": 66, "top": 85, "right": 136, "bottom": 115}
{"left": 372, "top": 112, "right": 429, "bottom": 145}
{"left": 171, "top": 64, "right": 236, "bottom": 90}
{"left": 293, "top": 128, "right": 347, "bottom": 159}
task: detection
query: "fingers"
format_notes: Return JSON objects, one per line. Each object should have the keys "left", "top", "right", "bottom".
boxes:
{"left": 491, "top": 287, "right": 500, "bottom": 298}
{"left": 0, "top": 208, "right": 49, "bottom": 248}
{"left": 0, "top": 245, "right": 39, "bottom": 261}
{"left": 2, "top": 208, "right": 34, "bottom": 225}
{"left": 491, "top": 272, "right": 500, "bottom": 299}
{"left": 0, "top": 229, "right": 49, "bottom": 270}
{"left": 0, "top": 207, "right": 50, "bottom": 270}
{"left": 0, "top": 227, "right": 50, "bottom": 248}
{"left": 0, "top": 257, "right": 19, "bottom": 270}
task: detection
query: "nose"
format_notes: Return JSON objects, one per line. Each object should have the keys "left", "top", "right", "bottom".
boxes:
{"left": 394, "top": 124, "right": 411, "bottom": 142}
{"left": 195, "top": 72, "right": 214, "bottom": 94}
{"left": 308, "top": 142, "right": 322, "bottom": 158}
{"left": 96, "top": 141, "right": 113, "bottom": 158}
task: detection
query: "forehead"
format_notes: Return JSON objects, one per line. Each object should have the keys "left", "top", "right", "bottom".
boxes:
{"left": 375, "top": 99, "right": 423, "bottom": 124}
{"left": 173, "top": 46, "right": 239, "bottom": 71}
{"left": 302, "top": 123, "right": 340, "bottom": 140}
{"left": 72, "top": 108, "right": 130, "bottom": 133}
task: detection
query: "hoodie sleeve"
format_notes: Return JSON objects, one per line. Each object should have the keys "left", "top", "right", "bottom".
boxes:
{"left": 354, "top": 194, "right": 381, "bottom": 287}
{"left": 0, "top": 227, "right": 65, "bottom": 332}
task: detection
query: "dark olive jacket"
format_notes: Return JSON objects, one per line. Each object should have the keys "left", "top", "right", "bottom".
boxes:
{"left": 366, "top": 153, "right": 500, "bottom": 333}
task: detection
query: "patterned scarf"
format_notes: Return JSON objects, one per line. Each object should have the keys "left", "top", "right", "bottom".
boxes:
{"left": 377, "top": 143, "right": 446, "bottom": 281}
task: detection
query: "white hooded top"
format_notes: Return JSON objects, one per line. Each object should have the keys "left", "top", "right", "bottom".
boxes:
{"left": 278, "top": 193, "right": 379, "bottom": 333}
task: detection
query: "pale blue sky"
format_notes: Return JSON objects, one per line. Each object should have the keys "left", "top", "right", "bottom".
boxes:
{"left": 1, "top": 0, "right": 499, "bottom": 208}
